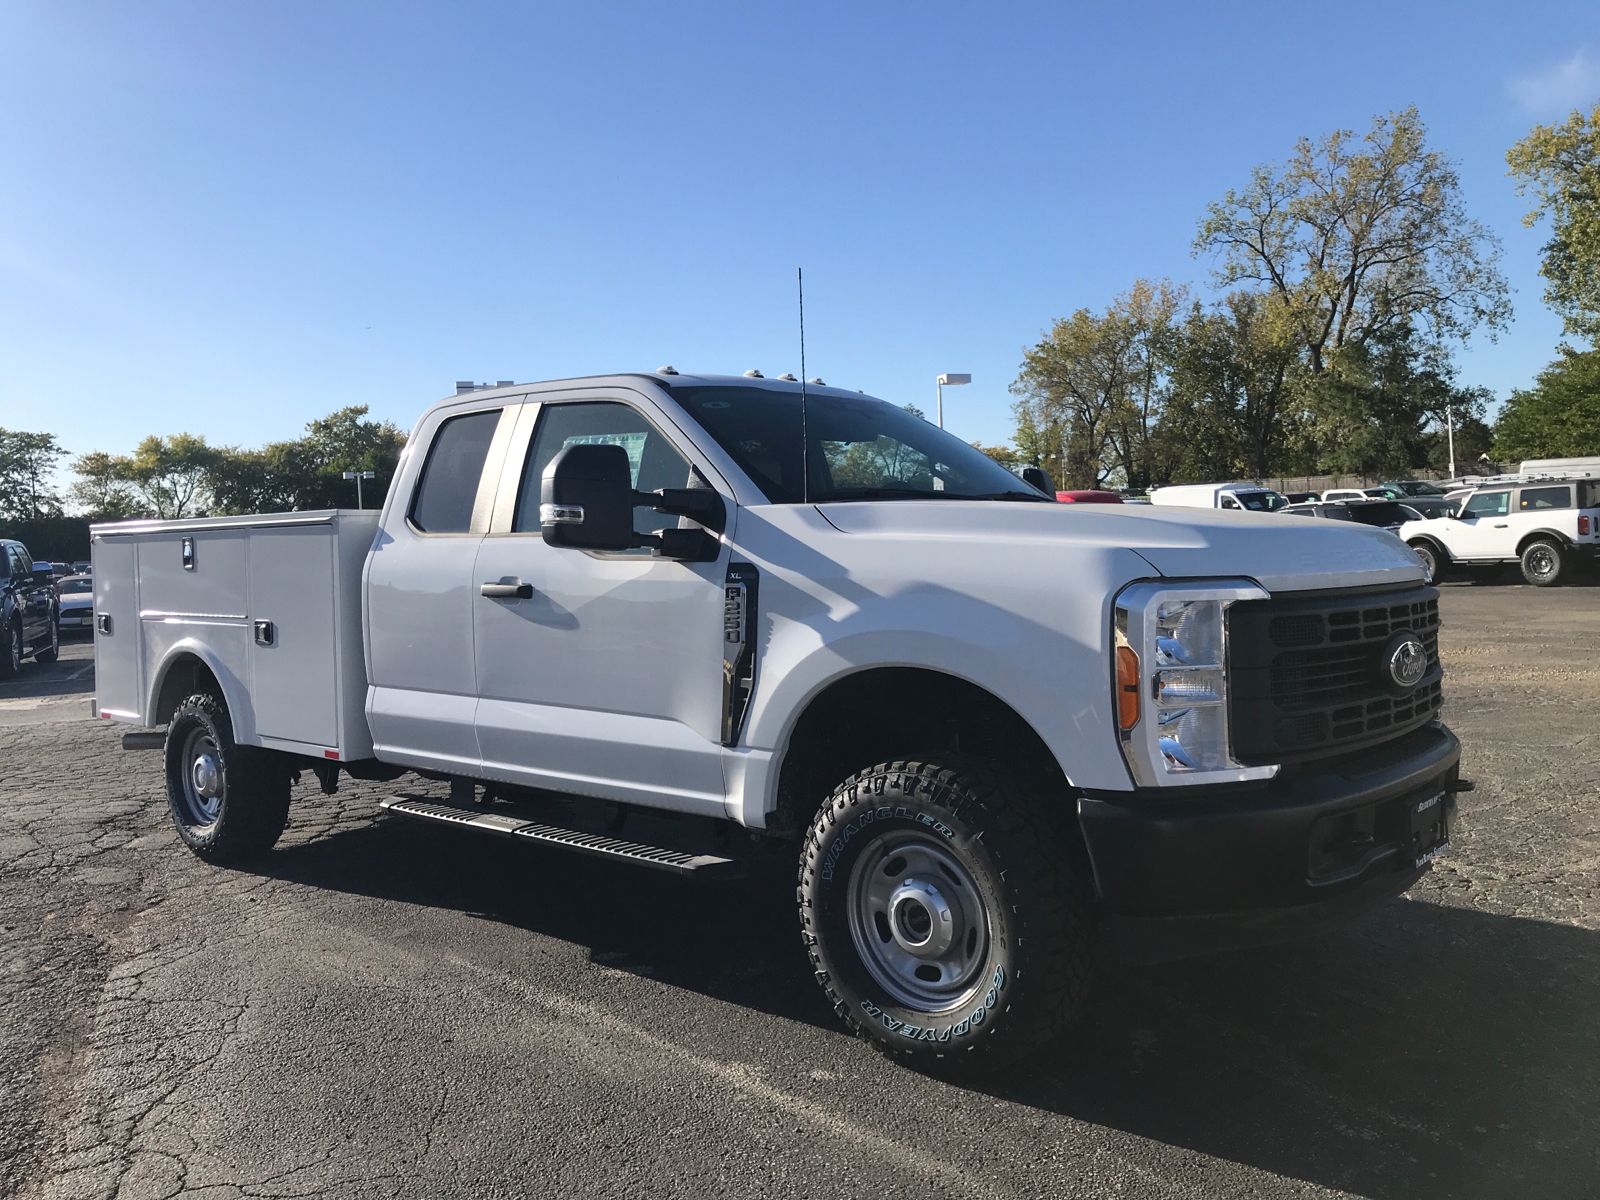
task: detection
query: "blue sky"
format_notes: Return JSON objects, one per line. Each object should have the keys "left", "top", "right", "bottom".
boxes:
{"left": 3, "top": 1, "right": 1598, "bottom": 474}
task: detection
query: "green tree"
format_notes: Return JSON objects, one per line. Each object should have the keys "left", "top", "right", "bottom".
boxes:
{"left": 1492, "top": 348, "right": 1600, "bottom": 461}
{"left": 0, "top": 429, "right": 66, "bottom": 519}
{"left": 1161, "top": 290, "right": 1300, "bottom": 481}
{"left": 1293, "top": 325, "right": 1486, "bottom": 479}
{"left": 69, "top": 451, "right": 147, "bottom": 519}
{"left": 1196, "top": 106, "right": 1510, "bottom": 372}
{"left": 1507, "top": 100, "right": 1600, "bottom": 345}
{"left": 1011, "top": 279, "right": 1182, "bottom": 489}
{"left": 203, "top": 406, "right": 406, "bottom": 515}
{"left": 118, "top": 434, "right": 218, "bottom": 519}
{"left": 971, "top": 442, "right": 1024, "bottom": 470}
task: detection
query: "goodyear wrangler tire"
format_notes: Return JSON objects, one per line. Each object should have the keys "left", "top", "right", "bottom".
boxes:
{"left": 164, "top": 694, "right": 292, "bottom": 863}
{"left": 798, "top": 758, "right": 1091, "bottom": 1073}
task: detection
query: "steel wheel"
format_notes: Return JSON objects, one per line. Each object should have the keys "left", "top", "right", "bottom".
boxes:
{"left": 846, "top": 829, "right": 991, "bottom": 1011}
{"left": 178, "top": 724, "right": 226, "bottom": 827}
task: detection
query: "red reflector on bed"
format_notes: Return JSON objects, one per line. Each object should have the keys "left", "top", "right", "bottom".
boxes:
{"left": 323, "top": 750, "right": 339, "bottom": 760}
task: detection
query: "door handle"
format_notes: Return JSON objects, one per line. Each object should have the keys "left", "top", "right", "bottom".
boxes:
{"left": 480, "top": 582, "right": 534, "bottom": 599}
{"left": 1493, "top": 523, "right": 1508, "bottom": 528}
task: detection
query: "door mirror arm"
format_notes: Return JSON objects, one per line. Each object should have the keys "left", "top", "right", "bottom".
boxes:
{"left": 634, "top": 487, "right": 726, "bottom": 534}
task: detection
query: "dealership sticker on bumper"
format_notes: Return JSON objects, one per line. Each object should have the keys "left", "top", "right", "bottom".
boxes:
{"left": 1412, "top": 791, "right": 1451, "bottom": 868}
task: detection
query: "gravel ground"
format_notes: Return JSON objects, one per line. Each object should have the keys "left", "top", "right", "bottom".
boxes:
{"left": 2, "top": 580, "right": 1596, "bottom": 1200}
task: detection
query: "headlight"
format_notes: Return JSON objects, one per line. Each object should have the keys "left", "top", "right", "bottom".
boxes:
{"left": 1113, "top": 579, "right": 1279, "bottom": 787}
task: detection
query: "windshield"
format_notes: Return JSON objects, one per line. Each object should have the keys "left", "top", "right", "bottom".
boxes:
{"left": 662, "top": 385, "right": 1048, "bottom": 503}
{"left": 1234, "top": 491, "right": 1288, "bottom": 512}
{"left": 60, "top": 578, "right": 92, "bottom": 594}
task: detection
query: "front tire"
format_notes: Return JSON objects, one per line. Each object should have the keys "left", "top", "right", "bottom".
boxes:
{"left": 1520, "top": 539, "right": 1566, "bottom": 587}
{"left": 164, "top": 694, "right": 292, "bottom": 862}
{"left": 0, "top": 619, "right": 20, "bottom": 678}
{"left": 798, "top": 758, "right": 1092, "bottom": 1074}
{"left": 1408, "top": 540, "right": 1441, "bottom": 585}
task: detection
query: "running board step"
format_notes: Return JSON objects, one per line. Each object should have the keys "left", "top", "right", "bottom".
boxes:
{"left": 376, "top": 796, "right": 744, "bottom": 879}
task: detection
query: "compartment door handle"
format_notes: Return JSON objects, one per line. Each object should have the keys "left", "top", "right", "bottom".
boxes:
{"left": 480, "top": 582, "right": 534, "bottom": 599}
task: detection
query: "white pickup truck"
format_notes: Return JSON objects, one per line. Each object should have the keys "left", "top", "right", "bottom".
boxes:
{"left": 92, "top": 372, "right": 1464, "bottom": 1072}
{"left": 1400, "top": 476, "right": 1600, "bottom": 586}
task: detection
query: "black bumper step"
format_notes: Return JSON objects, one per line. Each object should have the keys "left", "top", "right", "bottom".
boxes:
{"left": 376, "top": 796, "right": 744, "bottom": 878}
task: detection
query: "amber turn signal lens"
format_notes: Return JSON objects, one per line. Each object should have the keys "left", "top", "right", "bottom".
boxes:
{"left": 1116, "top": 644, "right": 1141, "bottom": 730}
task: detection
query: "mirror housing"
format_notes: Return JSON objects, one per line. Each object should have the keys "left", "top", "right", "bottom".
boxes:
{"left": 33, "top": 567, "right": 52, "bottom": 586}
{"left": 540, "top": 443, "right": 636, "bottom": 551}
{"left": 1020, "top": 466, "right": 1056, "bottom": 497}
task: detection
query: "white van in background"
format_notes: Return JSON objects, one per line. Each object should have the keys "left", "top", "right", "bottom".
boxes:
{"left": 1149, "top": 482, "right": 1289, "bottom": 512}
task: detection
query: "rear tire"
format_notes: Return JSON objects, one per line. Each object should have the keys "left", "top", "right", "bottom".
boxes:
{"left": 1407, "top": 540, "right": 1441, "bottom": 585}
{"left": 1520, "top": 539, "right": 1566, "bottom": 587}
{"left": 164, "top": 694, "right": 292, "bottom": 862}
{"left": 798, "top": 757, "right": 1092, "bottom": 1076}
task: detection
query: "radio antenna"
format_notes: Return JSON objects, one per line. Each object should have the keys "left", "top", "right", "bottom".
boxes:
{"left": 798, "top": 266, "right": 810, "bottom": 504}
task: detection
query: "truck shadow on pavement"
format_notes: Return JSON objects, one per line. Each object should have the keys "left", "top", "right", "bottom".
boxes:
{"left": 252, "top": 808, "right": 1597, "bottom": 1200}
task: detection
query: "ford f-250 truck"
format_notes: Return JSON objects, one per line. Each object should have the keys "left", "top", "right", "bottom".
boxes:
{"left": 92, "top": 371, "right": 1463, "bottom": 1072}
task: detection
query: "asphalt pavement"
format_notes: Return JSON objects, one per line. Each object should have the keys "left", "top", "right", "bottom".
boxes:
{"left": 2, "top": 583, "right": 1597, "bottom": 1199}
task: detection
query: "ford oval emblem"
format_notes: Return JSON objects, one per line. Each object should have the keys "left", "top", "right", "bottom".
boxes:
{"left": 1384, "top": 632, "right": 1428, "bottom": 694}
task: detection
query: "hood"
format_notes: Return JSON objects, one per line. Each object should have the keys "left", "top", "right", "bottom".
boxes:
{"left": 815, "top": 502, "right": 1425, "bottom": 594}
{"left": 59, "top": 592, "right": 94, "bottom": 609}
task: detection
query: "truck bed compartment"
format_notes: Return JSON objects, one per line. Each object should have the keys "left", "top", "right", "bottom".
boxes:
{"left": 91, "top": 510, "right": 380, "bottom": 760}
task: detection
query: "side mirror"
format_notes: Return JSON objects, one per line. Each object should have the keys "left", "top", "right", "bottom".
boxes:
{"left": 540, "top": 443, "right": 636, "bottom": 552}
{"left": 540, "top": 444, "right": 726, "bottom": 561}
{"left": 33, "top": 568, "right": 52, "bottom": 586}
{"left": 1020, "top": 466, "right": 1055, "bottom": 496}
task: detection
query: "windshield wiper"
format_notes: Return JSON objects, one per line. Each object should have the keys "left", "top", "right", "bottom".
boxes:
{"left": 969, "top": 490, "right": 1051, "bottom": 502}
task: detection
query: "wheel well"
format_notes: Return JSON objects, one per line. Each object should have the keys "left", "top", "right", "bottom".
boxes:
{"left": 1407, "top": 535, "right": 1449, "bottom": 563}
{"left": 153, "top": 654, "right": 224, "bottom": 726}
{"left": 1516, "top": 531, "right": 1568, "bottom": 556}
{"left": 769, "top": 667, "right": 1072, "bottom": 836}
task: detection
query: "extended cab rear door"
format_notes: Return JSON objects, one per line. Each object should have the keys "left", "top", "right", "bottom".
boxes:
{"left": 365, "top": 398, "right": 521, "bottom": 775}
{"left": 468, "top": 389, "right": 732, "bottom": 817}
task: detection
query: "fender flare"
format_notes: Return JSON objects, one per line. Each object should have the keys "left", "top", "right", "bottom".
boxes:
{"left": 145, "top": 637, "right": 256, "bottom": 744}
{"left": 1405, "top": 534, "right": 1452, "bottom": 565}
{"left": 1515, "top": 528, "right": 1572, "bottom": 555}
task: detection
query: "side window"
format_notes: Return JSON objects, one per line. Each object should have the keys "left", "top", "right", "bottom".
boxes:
{"left": 410, "top": 409, "right": 502, "bottom": 533}
{"left": 1461, "top": 491, "right": 1510, "bottom": 519}
{"left": 513, "top": 402, "right": 694, "bottom": 542}
{"left": 1518, "top": 486, "right": 1570, "bottom": 511}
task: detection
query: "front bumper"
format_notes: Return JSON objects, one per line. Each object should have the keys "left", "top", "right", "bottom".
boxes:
{"left": 1078, "top": 723, "right": 1461, "bottom": 964}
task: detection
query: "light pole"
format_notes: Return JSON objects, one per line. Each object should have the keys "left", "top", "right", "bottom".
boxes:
{"left": 936, "top": 373, "right": 970, "bottom": 429}
{"left": 1445, "top": 403, "right": 1456, "bottom": 479}
{"left": 342, "top": 470, "right": 376, "bottom": 508}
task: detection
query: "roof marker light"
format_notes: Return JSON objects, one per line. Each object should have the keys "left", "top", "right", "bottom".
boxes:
{"left": 743, "top": 369, "right": 764, "bottom": 378}
{"left": 657, "top": 365, "right": 678, "bottom": 375}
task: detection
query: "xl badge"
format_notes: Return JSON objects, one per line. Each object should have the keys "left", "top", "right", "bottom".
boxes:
{"left": 1383, "top": 631, "right": 1428, "bottom": 694}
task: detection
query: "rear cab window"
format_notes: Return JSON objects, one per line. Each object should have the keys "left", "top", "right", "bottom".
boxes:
{"left": 409, "top": 409, "right": 503, "bottom": 533}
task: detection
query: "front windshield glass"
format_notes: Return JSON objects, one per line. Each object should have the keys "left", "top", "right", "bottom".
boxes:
{"left": 662, "top": 385, "right": 1048, "bottom": 503}
{"left": 60, "top": 578, "right": 92, "bottom": 594}
{"left": 1235, "top": 491, "right": 1288, "bottom": 512}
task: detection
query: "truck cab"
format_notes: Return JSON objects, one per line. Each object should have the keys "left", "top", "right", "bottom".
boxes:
{"left": 1, "top": 539, "right": 60, "bottom": 676}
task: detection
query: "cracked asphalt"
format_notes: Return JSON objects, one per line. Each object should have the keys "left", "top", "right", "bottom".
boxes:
{"left": 3, "top": 579, "right": 1597, "bottom": 1200}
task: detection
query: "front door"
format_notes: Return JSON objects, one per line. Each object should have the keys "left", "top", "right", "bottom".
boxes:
{"left": 1447, "top": 490, "right": 1513, "bottom": 560}
{"left": 471, "top": 395, "right": 732, "bottom": 816}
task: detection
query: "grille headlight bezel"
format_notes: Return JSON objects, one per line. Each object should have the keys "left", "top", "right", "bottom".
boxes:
{"left": 1114, "top": 579, "right": 1281, "bottom": 788}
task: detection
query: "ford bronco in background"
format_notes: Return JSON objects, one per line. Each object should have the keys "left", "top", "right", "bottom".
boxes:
{"left": 91, "top": 371, "right": 1464, "bottom": 1072}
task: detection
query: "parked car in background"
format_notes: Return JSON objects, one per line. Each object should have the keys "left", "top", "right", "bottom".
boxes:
{"left": 72, "top": 560, "right": 92, "bottom": 575}
{"left": 48, "top": 561, "right": 70, "bottom": 579}
{"left": 55, "top": 574, "right": 94, "bottom": 634}
{"left": 1284, "top": 491, "right": 1321, "bottom": 504}
{"left": 1384, "top": 480, "right": 1447, "bottom": 497}
{"left": 1321, "top": 489, "right": 1368, "bottom": 503}
{"left": 1401, "top": 478, "right": 1600, "bottom": 585}
{"left": 4, "top": 542, "right": 60, "bottom": 674}
{"left": 1401, "top": 496, "right": 1459, "bottom": 520}
{"left": 1284, "top": 499, "right": 1422, "bottom": 536}
{"left": 1055, "top": 489, "right": 1123, "bottom": 503}
{"left": 1149, "top": 482, "right": 1289, "bottom": 511}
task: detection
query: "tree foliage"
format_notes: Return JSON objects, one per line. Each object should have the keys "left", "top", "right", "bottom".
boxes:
{"left": 1492, "top": 348, "right": 1600, "bottom": 461}
{"left": 1507, "top": 100, "right": 1600, "bottom": 345}
{"left": 0, "top": 429, "right": 66, "bottom": 519}
{"left": 1196, "top": 106, "right": 1510, "bottom": 371}
{"left": 1010, "top": 280, "right": 1184, "bottom": 488}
